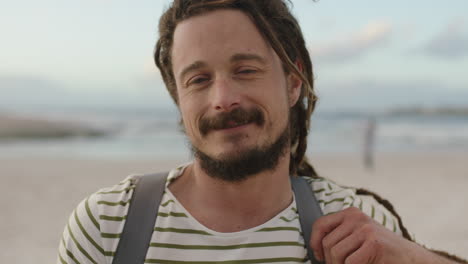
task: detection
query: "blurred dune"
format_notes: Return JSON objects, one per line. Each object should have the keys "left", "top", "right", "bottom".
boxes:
{"left": 0, "top": 112, "right": 108, "bottom": 140}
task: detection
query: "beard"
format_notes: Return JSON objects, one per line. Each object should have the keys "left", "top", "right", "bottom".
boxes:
{"left": 189, "top": 107, "right": 290, "bottom": 182}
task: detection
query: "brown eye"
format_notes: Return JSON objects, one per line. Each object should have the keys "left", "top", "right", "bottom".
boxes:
{"left": 192, "top": 77, "right": 208, "bottom": 84}
{"left": 187, "top": 75, "right": 210, "bottom": 87}
{"left": 238, "top": 68, "right": 257, "bottom": 74}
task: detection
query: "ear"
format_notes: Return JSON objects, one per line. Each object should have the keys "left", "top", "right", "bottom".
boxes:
{"left": 287, "top": 61, "right": 303, "bottom": 107}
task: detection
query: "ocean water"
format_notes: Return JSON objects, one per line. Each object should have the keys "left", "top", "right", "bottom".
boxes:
{"left": 1, "top": 105, "right": 468, "bottom": 159}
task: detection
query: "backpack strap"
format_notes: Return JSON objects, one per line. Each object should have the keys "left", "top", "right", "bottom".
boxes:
{"left": 112, "top": 172, "right": 169, "bottom": 264}
{"left": 291, "top": 176, "right": 324, "bottom": 264}
{"left": 113, "top": 173, "right": 323, "bottom": 264}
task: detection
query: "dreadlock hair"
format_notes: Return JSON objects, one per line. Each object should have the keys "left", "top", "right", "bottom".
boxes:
{"left": 154, "top": 0, "right": 319, "bottom": 177}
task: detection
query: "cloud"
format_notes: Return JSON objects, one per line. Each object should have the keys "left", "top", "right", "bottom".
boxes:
{"left": 309, "top": 21, "right": 393, "bottom": 64}
{"left": 315, "top": 78, "right": 468, "bottom": 111}
{"left": 422, "top": 18, "right": 468, "bottom": 58}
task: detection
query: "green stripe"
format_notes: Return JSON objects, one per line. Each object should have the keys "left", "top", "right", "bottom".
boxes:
{"left": 308, "top": 177, "right": 326, "bottom": 183}
{"left": 345, "top": 195, "right": 356, "bottom": 208}
{"left": 280, "top": 216, "right": 299, "bottom": 223}
{"left": 97, "top": 186, "right": 134, "bottom": 194}
{"left": 324, "top": 211, "right": 338, "bottom": 216}
{"left": 382, "top": 212, "right": 387, "bottom": 226}
{"left": 392, "top": 217, "right": 397, "bottom": 232}
{"left": 150, "top": 241, "right": 305, "bottom": 250}
{"left": 101, "top": 232, "right": 121, "bottom": 239}
{"left": 256, "top": 227, "right": 301, "bottom": 233}
{"left": 161, "top": 200, "right": 175, "bottom": 207}
{"left": 154, "top": 227, "right": 212, "bottom": 235}
{"left": 324, "top": 189, "right": 349, "bottom": 196}
{"left": 318, "top": 197, "right": 346, "bottom": 206}
{"left": 158, "top": 212, "right": 188, "bottom": 217}
{"left": 58, "top": 253, "right": 68, "bottom": 264}
{"left": 74, "top": 210, "right": 105, "bottom": 255}
{"left": 325, "top": 197, "right": 345, "bottom": 205}
{"left": 358, "top": 198, "right": 363, "bottom": 210}
{"left": 97, "top": 200, "right": 131, "bottom": 206}
{"left": 313, "top": 188, "right": 326, "bottom": 194}
{"left": 66, "top": 220, "right": 97, "bottom": 264}
{"left": 145, "top": 257, "right": 308, "bottom": 263}
{"left": 85, "top": 198, "right": 100, "bottom": 230}
{"left": 99, "top": 215, "right": 127, "bottom": 221}
{"left": 304, "top": 178, "right": 314, "bottom": 184}
{"left": 327, "top": 183, "right": 333, "bottom": 191}
{"left": 371, "top": 205, "right": 375, "bottom": 219}
{"left": 61, "top": 237, "right": 81, "bottom": 264}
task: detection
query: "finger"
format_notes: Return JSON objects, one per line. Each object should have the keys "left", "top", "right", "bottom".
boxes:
{"left": 322, "top": 222, "right": 355, "bottom": 264}
{"left": 344, "top": 239, "right": 379, "bottom": 264}
{"left": 311, "top": 211, "right": 345, "bottom": 261}
{"left": 329, "top": 230, "right": 366, "bottom": 264}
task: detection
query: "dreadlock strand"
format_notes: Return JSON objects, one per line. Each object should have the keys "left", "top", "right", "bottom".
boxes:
{"left": 355, "top": 188, "right": 412, "bottom": 240}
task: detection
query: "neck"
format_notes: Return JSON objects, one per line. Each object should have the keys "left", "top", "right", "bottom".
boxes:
{"left": 169, "top": 155, "right": 293, "bottom": 232}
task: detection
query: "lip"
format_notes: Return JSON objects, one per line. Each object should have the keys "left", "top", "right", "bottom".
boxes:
{"left": 214, "top": 123, "right": 252, "bottom": 133}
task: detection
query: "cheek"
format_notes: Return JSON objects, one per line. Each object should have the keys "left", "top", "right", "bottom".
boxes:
{"left": 180, "top": 108, "right": 192, "bottom": 130}
{"left": 178, "top": 100, "right": 200, "bottom": 136}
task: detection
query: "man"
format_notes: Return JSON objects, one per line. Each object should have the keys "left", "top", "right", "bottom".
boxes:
{"left": 363, "top": 117, "right": 377, "bottom": 170}
{"left": 58, "top": 1, "right": 466, "bottom": 263}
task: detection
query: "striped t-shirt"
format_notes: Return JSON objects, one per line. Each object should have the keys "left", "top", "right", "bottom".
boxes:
{"left": 58, "top": 164, "right": 403, "bottom": 264}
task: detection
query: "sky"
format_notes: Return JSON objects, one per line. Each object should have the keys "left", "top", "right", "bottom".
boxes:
{"left": 1, "top": 0, "right": 467, "bottom": 112}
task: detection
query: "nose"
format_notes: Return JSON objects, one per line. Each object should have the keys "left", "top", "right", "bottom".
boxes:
{"left": 211, "top": 78, "right": 241, "bottom": 112}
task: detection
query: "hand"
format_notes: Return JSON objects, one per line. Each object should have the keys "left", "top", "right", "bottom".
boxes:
{"left": 310, "top": 207, "right": 452, "bottom": 264}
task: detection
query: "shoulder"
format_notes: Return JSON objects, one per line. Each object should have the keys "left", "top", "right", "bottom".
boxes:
{"left": 58, "top": 175, "right": 140, "bottom": 264}
{"left": 58, "top": 166, "right": 184, "bottom": 264}
{"left": 302, "top": 176, "right": 404, "bottom": 236}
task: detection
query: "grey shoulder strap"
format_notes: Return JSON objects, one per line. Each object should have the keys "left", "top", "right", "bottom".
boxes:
{"left": 112, "top": 172, "right": 168, "bottom": 264}
{"left": 113, "top": 173, "right": 322, "bottom": 264}
{"left": 291, "top": 176, "right": 324, "bottom": 264}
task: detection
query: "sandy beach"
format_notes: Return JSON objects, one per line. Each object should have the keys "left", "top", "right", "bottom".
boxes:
{"left": 1, "top": 152, "right": 467, "bottom": 263}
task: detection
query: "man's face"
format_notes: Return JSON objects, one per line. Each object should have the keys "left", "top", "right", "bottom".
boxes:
{"left": 171, "top": 9, "right": 301, "bottom": 178}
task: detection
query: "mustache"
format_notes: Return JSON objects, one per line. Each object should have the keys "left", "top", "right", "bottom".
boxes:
{"left": 199, "top": 107, "right": 265, "bottom": 136}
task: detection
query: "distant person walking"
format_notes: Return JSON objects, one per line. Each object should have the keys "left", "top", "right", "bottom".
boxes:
{"left": 364, "top": 117, "right": 377, "bottom": 170}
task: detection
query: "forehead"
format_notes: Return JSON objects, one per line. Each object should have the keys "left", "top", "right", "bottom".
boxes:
{"left": 171, "top": 9, "right": 274, "bottom": 74}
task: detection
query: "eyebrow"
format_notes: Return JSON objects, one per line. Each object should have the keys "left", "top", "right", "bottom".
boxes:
{"left": 230, "top": 53, "right": 267, "bottom": 64}
{"left": 179, "top": 61, "right": 207, "bottom": 81}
